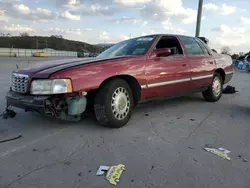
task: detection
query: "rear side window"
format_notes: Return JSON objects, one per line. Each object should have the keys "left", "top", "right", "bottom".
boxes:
{"left": 195, "top": 38, "right": 211, "bottom": 56}
{"left": 179, "top": 36, "right": 205, "bottom": 56}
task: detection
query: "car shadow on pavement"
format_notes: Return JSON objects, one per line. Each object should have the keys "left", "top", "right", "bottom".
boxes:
{"left": 229, "top": 104, "right": 250, "bottom": 116}
{"left": 137, "top": 94, "right": 204, "bottom": 110}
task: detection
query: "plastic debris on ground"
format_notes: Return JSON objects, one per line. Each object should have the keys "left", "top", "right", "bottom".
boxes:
{"left": 0, "top": 134, "right": 22, "bottom": 143}
{"left": 0, "top": 108, "right": 16, "bottom": 119}
{"left": 223, "top": 85, "right": 238, "bottom": 94}
{"left": 96, "top": 166, "right": 110, "bottom": 176}
{"left": 243, "top": 158, "right": 248, "bottom": 162}
{"left": 204, "top": 147, "right": 231, "bottom": 161}
{"left": 96, "top": 164, "right": 125, "bottom": 185}
{"left": 238, "top": 154, "right": 248, "bottom": 162}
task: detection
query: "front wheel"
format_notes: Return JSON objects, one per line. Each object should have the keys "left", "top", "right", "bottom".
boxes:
{"left": 94, "top": 79, "right": 134, "bottom": 128}
{"left": 202, "top": 73, "right": 223, "bottom": 102}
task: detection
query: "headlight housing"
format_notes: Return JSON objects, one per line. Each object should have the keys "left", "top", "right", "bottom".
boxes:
{"left": 30, "top": 79, "right": 72, "bottom": 95}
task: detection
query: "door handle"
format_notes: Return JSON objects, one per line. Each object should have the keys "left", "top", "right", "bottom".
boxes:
{"left": 182, "top": 64, "right": 187, "bottom": 67}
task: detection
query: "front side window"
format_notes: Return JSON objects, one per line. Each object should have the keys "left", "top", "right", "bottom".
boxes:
{"left": 179, "top": 36, "right": 205, "bottom": 56}
{"left": 97, "top": 36, "right": 156, "bottom": 58}
{"left": 155, "top": 36, "right": 184, "bottom": 57}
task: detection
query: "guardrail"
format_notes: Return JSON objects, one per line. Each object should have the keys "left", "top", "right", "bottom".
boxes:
{"left": 0, "top": 53, "right": 16, "bottom": 57}
{"left": 0, "top": 48, "right": 77, "bottom": 57}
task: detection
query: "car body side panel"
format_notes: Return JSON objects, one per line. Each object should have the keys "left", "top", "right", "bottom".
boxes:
{"left": 214, "top": 53, "right": 233, "bottom": 72}
{"left": 188, "top": 56, "right": 215, "bottom": 89}
{"left": 27, "top": 35, "right": 233, "bottom": 102}
{"left": 141, "top": 35, "right": 191, "bottom": 99}
{"left": 49, "top": 57, "right": 148, "bottom": 98}
{"left": 177, "top": 36, "right": 216, "bottom": 89}
{"left": 213, "top": 53, "right": 234, "bottom": 84}
{"left": 144, "top": 57, "right": 191, "bottom": 98}
{"left": 143, "top": 59, "right": 170, "bottom": 98}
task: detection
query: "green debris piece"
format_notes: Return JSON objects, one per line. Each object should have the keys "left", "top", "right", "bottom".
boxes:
{"left": 204, "top": 147, "right": 231, "bottom": 161}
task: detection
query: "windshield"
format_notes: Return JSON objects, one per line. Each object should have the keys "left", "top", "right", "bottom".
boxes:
{"left": 97, "top": 36, "right": 156, "bottom": 58}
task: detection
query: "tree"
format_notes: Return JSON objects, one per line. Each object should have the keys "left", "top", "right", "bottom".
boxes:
{"left": 0, "top": 35, "right": 102, "bottom": 52}
{"left": 231, "top": 54, "right": 239, "bottom": 60}
{"left": 50, "top": 35, "right": 63, "bottom": 39}
{"left": 0, "top": 32, "right": 11, "bottom": 37}
{"left": 221, "top": 46, "right": 231, "bottom": 55}
{"left": 239, "top": 52, "right": 244, "bottom": 56}
{"left": 20, "top": 32, "right": 29, "bottom": 37}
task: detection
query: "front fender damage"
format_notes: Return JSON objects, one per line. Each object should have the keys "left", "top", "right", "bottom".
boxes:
{"left": 44, "top": 95, "right": 87, "bottom": 121}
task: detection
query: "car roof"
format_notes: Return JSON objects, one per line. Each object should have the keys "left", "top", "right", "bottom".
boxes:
{"left": 137, "top": 34, "right": 195, "bottom": 38}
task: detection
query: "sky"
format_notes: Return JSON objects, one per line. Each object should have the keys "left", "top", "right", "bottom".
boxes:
{"left": 0, "top": 0, "right": 250, "bottom": 53}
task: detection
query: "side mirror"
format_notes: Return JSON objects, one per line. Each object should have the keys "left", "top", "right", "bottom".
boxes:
{"left": 150, "top": 48, "right": 172, "bottom": 59}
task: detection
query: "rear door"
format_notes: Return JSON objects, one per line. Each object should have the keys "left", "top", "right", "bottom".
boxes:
{"left": 195, "top": 38, "right": 216, "bottom": 80}
{"left": 144, "top": 36, "right": 191, "bottom": 98}
{"left": 178, "top": 36, "right": 215, "bottom": 90}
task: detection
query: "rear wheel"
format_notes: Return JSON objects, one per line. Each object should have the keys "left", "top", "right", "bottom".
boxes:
{"left": 202, "top": 73, "right": 223, "bottom": 102}
{"left": 94, "top": 79, "right": 134, "bottom": 128}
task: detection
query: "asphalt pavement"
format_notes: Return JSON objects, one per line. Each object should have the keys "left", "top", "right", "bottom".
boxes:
{"left": 0, "top": 57, "right": 249, "bottom": 188}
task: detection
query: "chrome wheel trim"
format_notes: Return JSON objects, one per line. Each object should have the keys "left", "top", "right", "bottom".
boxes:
{"left": 111, "top": 87, "right": 130, "bottom": 120}
{"left": 212, "top": 77, "right": 221, "bottom": 97}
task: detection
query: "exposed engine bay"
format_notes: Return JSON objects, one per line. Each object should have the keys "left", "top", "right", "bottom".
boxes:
{"left": 44, "top": 95, "right": 87, "bottom": 121}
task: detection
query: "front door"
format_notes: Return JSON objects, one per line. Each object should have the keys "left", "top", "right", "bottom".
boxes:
{"left": 144, "top": 36, "right": 191, "bottom": 98}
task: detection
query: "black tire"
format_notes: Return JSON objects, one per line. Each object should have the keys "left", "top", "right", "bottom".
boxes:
{"left": 94, "top": 79, "right": 134, "bottom": 128}
{"left": 202, "top": 73, "right": 223, "bottom": 102}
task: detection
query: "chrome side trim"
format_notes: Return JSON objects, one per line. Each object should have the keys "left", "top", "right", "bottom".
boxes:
{"left": 225, "top": 71, "right": 234, "bottom": 75}
{"left": 141, "top": 73, "right": 216, "bottom": 89}
{"left": 191, "top": 74, "right": 213, "bottom": 81}
{"left": 148, "top": 78, "right": 190, "bottom": 88}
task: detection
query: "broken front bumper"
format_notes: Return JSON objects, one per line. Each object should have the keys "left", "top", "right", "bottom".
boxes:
{"left": 5, "top": 90, "right": 87, "bottom": 121}
{"left": 6, "top": 91, "right": 49, "bottom": 113}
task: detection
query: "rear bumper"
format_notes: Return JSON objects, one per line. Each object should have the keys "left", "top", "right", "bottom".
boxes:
{"left": 6, "top": 91, "right": 49, "bottom": 112}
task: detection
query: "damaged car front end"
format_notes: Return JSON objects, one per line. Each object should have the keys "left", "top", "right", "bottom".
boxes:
{"left": 5, "top": 72, "right": 87, "bottom": 121}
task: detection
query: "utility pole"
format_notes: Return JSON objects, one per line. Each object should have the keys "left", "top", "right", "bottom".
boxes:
{"left": 195, "top": 0, "right": 203, "bottom": 37}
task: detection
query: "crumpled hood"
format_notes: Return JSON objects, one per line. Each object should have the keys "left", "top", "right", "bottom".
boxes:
{"left": 14, "top": 56, "right": 132, "bottom": 78}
